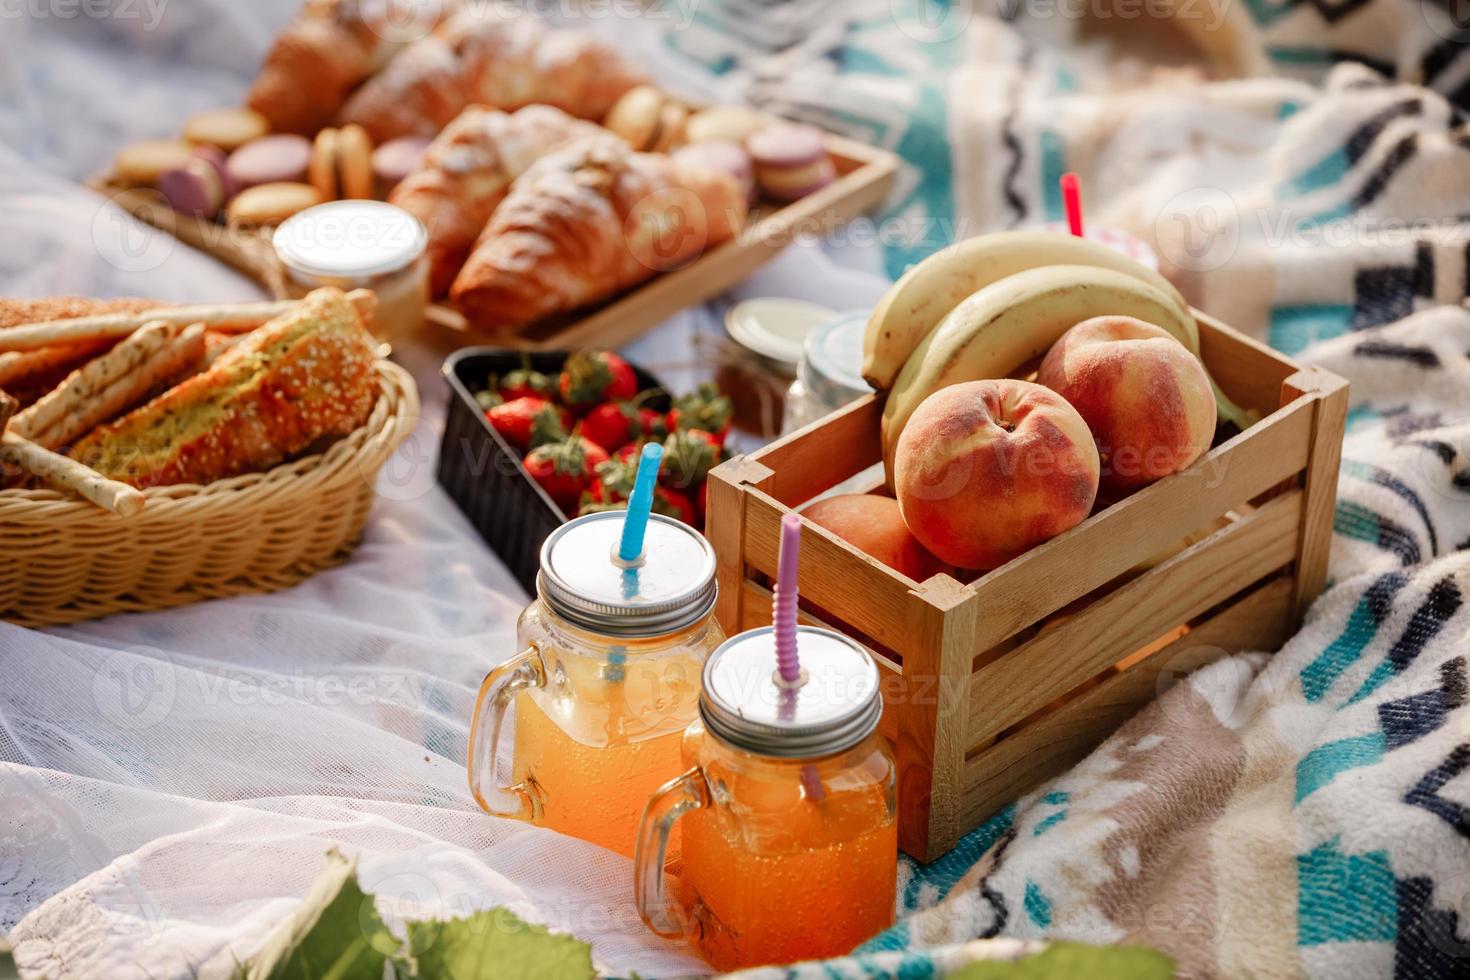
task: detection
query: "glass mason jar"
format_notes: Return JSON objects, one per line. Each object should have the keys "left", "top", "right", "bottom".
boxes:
{"left": 273, "top": 200, "right": 429, "bottom": 346}
{"left": 635, "top": 625, "right": 898, "bottom": 971}
{"left": 468, "top": 512, "right": 723, "bottom": 858}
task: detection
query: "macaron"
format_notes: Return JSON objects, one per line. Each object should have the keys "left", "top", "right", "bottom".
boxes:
{"left": 604, "top": 85, "right": 688, "bottom": 153}
{"left": 309, "top": 127, "right": 340, "bottom": 200}
{"left": 113, "top": 138, "right": 195, "bottom": 187}
{"left": 747, "top": 123, "right": 836, "bottom": 203}
{"left": 226, "top": 182, "right": 324, "bottom": 227}
{"left": 159, "top": 146, "right": 235, "bottom": 219}
{"left": 183, "top": 107, "right": 270, "bottom": 152}
{"left": 227, "top": 134, "right": 312, "bottom": 190}
{"left": 336, "top": 124, "right": 374, "bottom": 200}
{"left": 673, "top": 140, "right": 755, "bottom": 203}
{"left": 685, "top": 105, "right": 773, "bottom": 146}
{"left": 309, "top": 124, "right": 375, "bottom": 201}
{"left": 372, "top": 136, "right": 431, "bottom": 195}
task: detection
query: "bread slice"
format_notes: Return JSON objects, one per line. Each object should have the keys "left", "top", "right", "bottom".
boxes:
{"left": 70, "top": 288, "right": 379, "bottom": 487}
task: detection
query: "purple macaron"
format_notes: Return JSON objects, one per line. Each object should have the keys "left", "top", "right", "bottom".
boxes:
{"left": 746, "top": 123, "right": 836, "bottom": 203}
{"left": 372, "top": 137, "right": 432, "bottom": 194}
{"left": 159, "top": 146, "right": 235, "bottom": 219}
{"left": 226, "top": 134, "right": 312, "bottom": 191}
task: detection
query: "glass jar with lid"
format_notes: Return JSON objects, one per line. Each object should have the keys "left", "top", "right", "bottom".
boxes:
{"left": 272, "top": 200, "right": 428, "bottom": 344}
{"left": 468, "top": 511, "right": 724, "bottom": 858}
{"left": 635, "top": 625, "right": 897, "bottom": 970}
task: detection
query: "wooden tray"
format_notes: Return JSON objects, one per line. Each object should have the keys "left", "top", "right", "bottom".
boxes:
{"left": 88, "top": 131, "right": 897, "bottom": 351}
{"left": 704, "top": 312, "right": 1349, "bottom": 861}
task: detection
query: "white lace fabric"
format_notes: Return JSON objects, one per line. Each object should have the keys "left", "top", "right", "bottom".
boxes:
{"left": 0, "top": 5, "right": 890, "bottom": 977}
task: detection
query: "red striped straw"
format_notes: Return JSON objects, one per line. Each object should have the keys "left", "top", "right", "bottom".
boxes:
{"left": 1061, "top": 172, "right": 1084, "bottom": 238}
{"left": 774, "top": 513, "right": 801, "bottom": 684}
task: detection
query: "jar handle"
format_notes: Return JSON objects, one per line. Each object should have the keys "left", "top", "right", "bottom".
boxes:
{"left": 467, "top": 644, "right": 547, "bottom": 821}
{"left": 634, "top": 766, "right": 710, "bottom": 938}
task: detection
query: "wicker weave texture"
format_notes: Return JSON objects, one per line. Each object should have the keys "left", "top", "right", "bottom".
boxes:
{"left": 0, "top": 361, "right": 419, "bottom": 628}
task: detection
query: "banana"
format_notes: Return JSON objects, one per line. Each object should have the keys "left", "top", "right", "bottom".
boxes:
{"left": 881, "top": 265, "right": 1200, "bottom": 485}
{"left": 863, "top": 230, "right": 1190, "bottom": 390}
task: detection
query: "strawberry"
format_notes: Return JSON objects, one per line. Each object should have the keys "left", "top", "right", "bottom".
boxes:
{"left": 662, "top": 429, "right": 721, "bottom": 490}
{"left": 487, "top": 396, "right": 568, "bottom": 452}
{"left": 582, "top": 401, "right": 642, "bottom": 453}
{"left": 523, "top": 438, "right": 602, "bottom": 512}
{"left": 497, "top": 356, "right": 555, "bottom": 401}
{"left": 668, "top": 382, "right": 733, "bottom": 446}
{"left": 474, "top": 389, "right": 504, "bottom": 411}
{"left": 656, "top": 485, "right": 696, "bottom": 525}
{"left": 559, "top": 351, "right": 637, "bottom": 410}
{"left": 639, "top": 407, "right": 669, "bottom": 441}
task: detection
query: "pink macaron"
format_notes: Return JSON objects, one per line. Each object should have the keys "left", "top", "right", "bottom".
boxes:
{"left": 673, "top": 140, "right": 756, "bottom": 204}
{"left": 372, "top": 136, "right": 431, "bottom": 195}
{"left": 159, "top": 146, "right": 235, "bottom": 219}
{"left": 226, "top": 134, "right": 312, "bottom": 190}
{"left": 747, "top": 123, "right": 836, "bottom": 203}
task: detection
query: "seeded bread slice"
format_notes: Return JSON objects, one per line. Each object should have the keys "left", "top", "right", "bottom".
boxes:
{"left": 70, "top": 288, "right": 378, "bottom": 488}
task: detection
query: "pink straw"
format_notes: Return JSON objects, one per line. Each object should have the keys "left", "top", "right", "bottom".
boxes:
{"left": 774, "top": 512, "right": 801, "bottom": 684}
{"left": 1061, "top": 172, "right": 1083, "bottom": 238}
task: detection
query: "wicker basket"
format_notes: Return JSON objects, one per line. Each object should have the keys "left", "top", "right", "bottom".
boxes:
{"left": 0, "top": 360, "right": 419, "bottom": 628}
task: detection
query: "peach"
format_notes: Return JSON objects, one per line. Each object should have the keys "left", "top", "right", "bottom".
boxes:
{"left": 803, "top": 493, "right": 948, "bottom": 581}
{"left": 894, "top": 380, "right": 1100, "bottom": 570}
{"left": 1037, "top": 316, "right": 1216, "bottom": 489}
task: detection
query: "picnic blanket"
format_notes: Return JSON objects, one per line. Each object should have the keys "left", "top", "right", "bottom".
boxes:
{"left": 687, "top": 2, "right": 1470, "bottom": 977}
{"left": 3, "top": 2, "right": 1469, "bottom": 978}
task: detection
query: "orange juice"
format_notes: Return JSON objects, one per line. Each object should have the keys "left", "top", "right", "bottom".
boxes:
{"left": 468, "top": 512, "right": 723, "bottom": 855}
{"left": 512, "top": 687, "right": 689, "bottom": 858}
{"left": 678, "top": 737, "right": 897, "bottom": 970}
{"left": 635, "top": 625, "right": 898, "bottom": 971}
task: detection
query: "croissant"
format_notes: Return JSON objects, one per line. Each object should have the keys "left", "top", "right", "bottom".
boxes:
{"left": 449, "top": 137, "right": 748, "bottom": 332}
{"left": 388, "top": 104, "right": 603, "bottom": 296}
{"left": 337, "top": 8, "right": 646, "bottom": 143}
{"left": 248, "top": 0, "right": 457, "bottom": 135}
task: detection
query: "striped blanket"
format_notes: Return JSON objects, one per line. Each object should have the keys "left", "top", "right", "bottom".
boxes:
{"left": 676, "top": 2, "right": 1470, "bottom": 976}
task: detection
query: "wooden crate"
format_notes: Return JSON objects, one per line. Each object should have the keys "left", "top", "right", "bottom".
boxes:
{"left": 87, "top": 132, "right": 896, "bottom": 351}
{"left": 704, "top": 312, "right": 1349, "bottom": 861}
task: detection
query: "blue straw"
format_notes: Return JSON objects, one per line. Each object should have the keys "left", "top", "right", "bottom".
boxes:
{"left": 617, "top": 443, "right": 663, "bottom": 563}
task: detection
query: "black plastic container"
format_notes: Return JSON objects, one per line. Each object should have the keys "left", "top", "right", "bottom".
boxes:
{"left": 438, "top": 347, "right": 668, "bottom": 596}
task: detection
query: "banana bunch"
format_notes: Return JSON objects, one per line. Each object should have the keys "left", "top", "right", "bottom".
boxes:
{"left": 863, "top": 230, "right": 1256, "bottom": 482}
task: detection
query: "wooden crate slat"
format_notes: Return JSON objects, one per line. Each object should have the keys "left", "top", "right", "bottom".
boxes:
{"left": 959, "top": 576, "right": 1296, "bottom": 829}
{"left": 1197, "top": 311, "right": 1300, "bottom": 416}
{"left": 967, "top": 487, "right": 1302, "bottom": 747}
{"left": 748, "top": 394, "right": 884, "bottom": 506}
{"left": 959, "top": 392, "right": 1317, "bottom": 658}
{"left": 742, "top": 487, "right": 929, "bottom": 657}
{"left": 1283, "top": 367, "right": 1351, "bottom": 628}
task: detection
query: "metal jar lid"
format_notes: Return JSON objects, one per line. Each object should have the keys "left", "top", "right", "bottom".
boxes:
{"left": 798, "top": 309, "right": 874, "bottom": 412}
{"left": 273, "top": 201, "right": 427, "bottom": 285}
{"left": 699, "top": 625, "right": 882, "bottom": 758}
{"left": 537, "top": 511, "right": 718, "bottom": 638}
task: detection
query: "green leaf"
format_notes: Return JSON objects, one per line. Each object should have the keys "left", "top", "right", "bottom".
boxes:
{"left": 1, "top": 936, "right": 19, "bottom": 980}
{"left": 946, "top": 942, "right": 1174, "bottom": 980}
{"left": 403, "top": 908, "right": 594, "bottom": 980}
{"left": 246, "top": 850, "right": 400, "bottom": 980}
